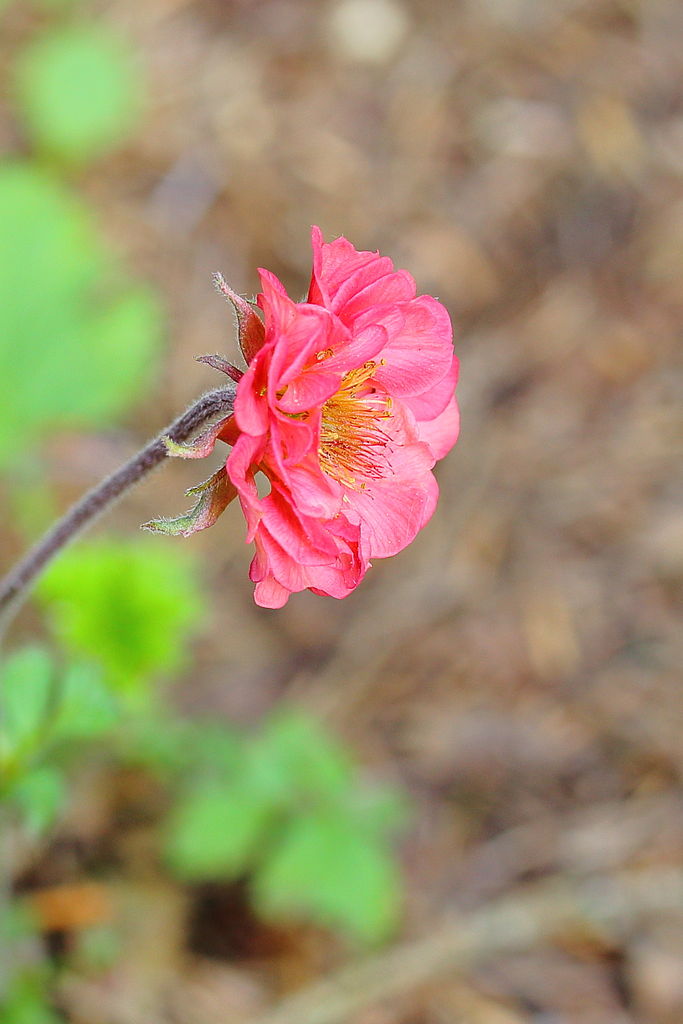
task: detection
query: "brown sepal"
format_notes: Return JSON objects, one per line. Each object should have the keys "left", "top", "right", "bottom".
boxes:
{"left": 213, "top": 272, "right": 265, "bottom": 364}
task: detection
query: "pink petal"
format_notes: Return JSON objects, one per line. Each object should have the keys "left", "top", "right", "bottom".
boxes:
{"left": 339, "top": 269, "right": 415, "bottom": 324}
{"left": 250, "top": 513, "right": 365, "bottom": 605}
{"left": 269, "top": 304, "right": 336, "bottom": 389}
{"left": 261, "top": 485, "right": 342, "bottom": 565}
{"left": 308, "top": 229, "right": 415, "bottom": 324}
{"left": 281, "top": 455, "right": 343, "bottom": 519}
{"left": 254, "top": 576, "right": 291, "bottom": 609}
{"left": 271, "top": 415, "right": 317, "bottom": 466}
{"left": 319, "top": 323, "right": 388, "bottom": 375}
{"left": 257, "top": 267, "right": 288, "bottom": 303}
{"left": 226, "top": 433, "right": 266, "bottom": 541}
{"left": 276, "top": 368, "right": 341, "bottom": 414}
{"left": 233, "top": 356, "right": 271, "bottom": 436}
{"left": 418, "top": 395, "right": 460, "bottom": 460}
{"left": 402, "top": 352, "right": 459, "bottom": 421}
{"left": 344, "top": 473, "right": 437, "bottom": 558}
{"left": 373, "top": 296, "right": 454, "bottom": 398}
{"left": 308, "top": 228, "right": 383, "bottom": 307}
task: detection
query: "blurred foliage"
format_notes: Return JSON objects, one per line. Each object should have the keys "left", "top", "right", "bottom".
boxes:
{"left": 0, "top": 646, "right": 120, "bottom": 832}
{"left": 13, "top": 22, "right": 141, "bottom": 165}
{"left": 37, "top": 539, "right": 205, "bottom": 700}
{"left": 164, "top": 709, "right": 409, "bottom": 944}
{"left": 1, "top": 0, "right": 80, "bottom": 11}
{"left": 0, "top": 904, "right": 59, "bottom": 1024}
{"left": 0, "top": 163, "right": 162, "bottom": 465}
{"left": 0, "top": 0, "right": 161, "bottom": 466}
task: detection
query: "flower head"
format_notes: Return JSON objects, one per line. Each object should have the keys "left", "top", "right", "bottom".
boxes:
{"left": 226, "top": 228, "right": 459, "bottom": 607}
{"left": 147, "top": 229, "right": 458, "bottom": 607}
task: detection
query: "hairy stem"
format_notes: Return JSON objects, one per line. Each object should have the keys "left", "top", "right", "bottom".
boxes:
{"left": 0, "top": 386, "right": 236, "bottom": 641}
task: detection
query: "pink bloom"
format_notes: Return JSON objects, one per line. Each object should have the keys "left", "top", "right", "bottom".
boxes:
{"left": 225, "top": 228, "right": 459, "bottom": 608}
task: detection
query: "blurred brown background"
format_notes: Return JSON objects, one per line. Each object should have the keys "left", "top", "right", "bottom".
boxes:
{"left": 6, "top": 0, "right": 683, "bottom": 1020}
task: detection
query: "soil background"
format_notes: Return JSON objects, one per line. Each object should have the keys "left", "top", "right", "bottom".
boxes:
{"left": 3, "top": 0, "right": 683, "bottom": 1021}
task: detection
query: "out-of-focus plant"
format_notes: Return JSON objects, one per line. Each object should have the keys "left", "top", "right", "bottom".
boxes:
{"left": 0, "top": 164, "right": 162, "bottom": 463}
{"left": 13, "top": 22, "right": 141, "bottom": 165}
{"left": 0, "top": 903, "right": 60, "bottom": 1024}
{"left": 37, "top": 540, "right": 204, "bottom": 703}
{"left": 0, "top": 4, "right": 167, "bottom": 1016}
{"left": 0, "top": 647, "right": 120, "bottom": 834}
{"left": 1, "top": 536, "right": 205, "bottom": 830}
{"left": 161, "top": 709, "right": 409, "bottom": 944}
{"left": 0, "top": 2, "right": 159, "bottom": 466}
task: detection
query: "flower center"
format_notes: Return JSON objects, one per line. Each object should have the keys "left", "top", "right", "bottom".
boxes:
{"left": 318, "top": 361, "right": 392, "bottom": 488}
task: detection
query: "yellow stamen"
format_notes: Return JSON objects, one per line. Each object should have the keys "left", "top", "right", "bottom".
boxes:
{"left": 318, "top": 361, "right": 392, "bottom": 488}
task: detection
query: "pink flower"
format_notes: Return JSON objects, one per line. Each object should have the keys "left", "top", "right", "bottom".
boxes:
{"left": 226, "top": 228, "right": 459, "bottom": 608}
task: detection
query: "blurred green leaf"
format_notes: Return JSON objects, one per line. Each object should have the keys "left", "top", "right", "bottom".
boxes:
{"left": 246, "top": 709, "right": 354, "bottom": 805}
{"left": 182, "top": 721, "right": 243, "bottom": 776}
{"left": 36, "top": 0, "right": 85, "bottom": 8}
{"left": 0, "top": 647, "right": 54, "bottom": 762}
{"left": 165, "top": 782, "right": 275, "bottom": 879}
{"left": 0, "top": 164, "right": 162, "bottom": 463}
{"left": 122, "top": 716, "right": 242, "bottom": 778}
{"left": 254, "top": 811, "right": 402, "bottom": 944}
{"left": 38, "top": 539, "right": 204, "bottom": 698}
{"left": 0, "top": 903, "right": 58, "bottom": 1024}
{"left": 52, "top": 662, "right": 120, "bottom": 740}
{"left": 119, "top": 716, "right": 198, "bottom": 776}
{"left": 13, "top": 22, "right": 140, "bottom": 164}
{"left": 0, "top": 975, "right": 61, "bottom": 1024}
{"left": 11, "top": 765, "right": 65, "bottom": 834}
{"left": 73, "top": 921, "right": 122, "bottom": 972}
{"left": 0, "top": 0, "right": 82, "bottom": 10}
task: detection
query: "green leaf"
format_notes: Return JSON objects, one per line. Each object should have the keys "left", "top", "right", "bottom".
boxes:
{"left": 122, "top": 717, "right": 242, "bottom": 778}
{"left": 254, "top": 811, "right": 402, "bottom": 944}
{"left": 182, "top": 721, "right": 243, "bottom": 776}
{"left": 165, "top": 782, "right": 275, "bottom": 880}
{"left": 119, "top": 717, "right": 196, "bottom": 776}
{"left": 0, "top": 974, "right": 61, "bottom": 1024}
{"left": 0, "top": 164, "right": 162, "bottom": 463}
{"left": 74, "top": 922, "right": 122, "bottom": 972}
{"left": 52, "top": 662, "right": 120, "bottom": 740}
{"left": 0, "top": 647, "right": 54, "bottom": 761}
{"left": 246, "top": 710, "right": 354, "bottom": 806}
{"left": 37, "top": 539, "right": 204, "bottom": 699}
{"left": 13, "top": 23, "right": 141, "bottom": 164}
{"left": 11, "top": 765, "right": 65, "bottom": 834}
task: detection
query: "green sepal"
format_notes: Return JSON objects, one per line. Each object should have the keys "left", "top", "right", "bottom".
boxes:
{"left": 162, "top": 415, "right": 232, "bottom": 460}
{"left": 143, "top": 466, "right": 237, "bottom": 538}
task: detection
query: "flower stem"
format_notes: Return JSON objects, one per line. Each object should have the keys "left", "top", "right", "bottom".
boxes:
{"left": 0, "top": 386, "right": 236, "bottom": 642}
